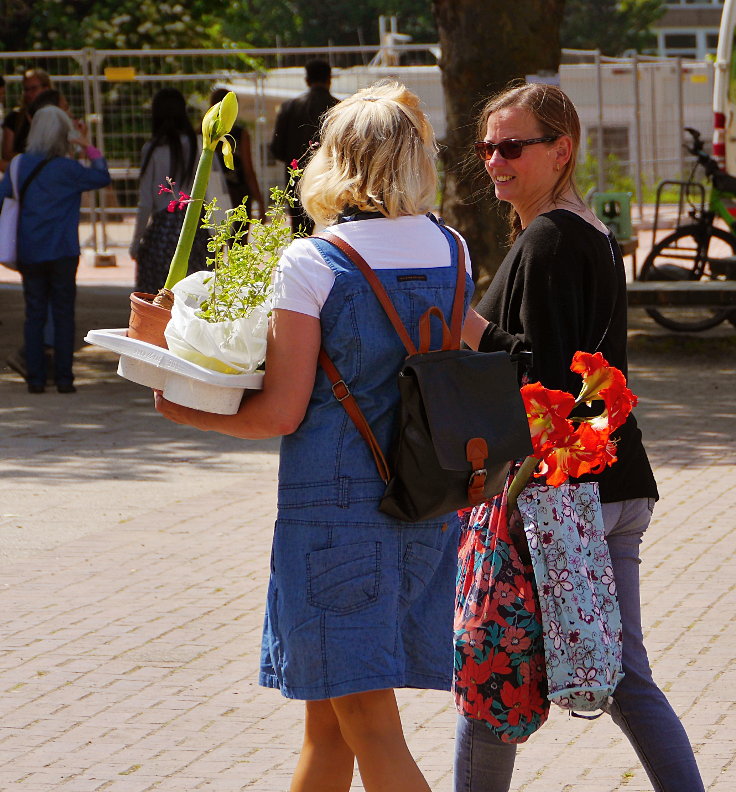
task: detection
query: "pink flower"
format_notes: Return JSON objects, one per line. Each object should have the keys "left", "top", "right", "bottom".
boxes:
{"left": 167, "top": 191, "right": 191, "bottom": 213}
{"left": 290, "top": 159, "right": 299, "bottom": 169}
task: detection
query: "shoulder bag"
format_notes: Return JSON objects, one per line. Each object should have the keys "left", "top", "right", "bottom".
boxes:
{"left": 0, "top": 156, "right": 51, "bottom": 269}
{"left": 516, "top": 480, "right": 624, "bottom": 715}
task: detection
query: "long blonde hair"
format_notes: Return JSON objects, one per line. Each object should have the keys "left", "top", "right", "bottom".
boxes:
{"left": 300, "top": 80, "right": 438, "bottom": 226}
{"left": 478, "top": 82, "right": 582, "bottom": 241}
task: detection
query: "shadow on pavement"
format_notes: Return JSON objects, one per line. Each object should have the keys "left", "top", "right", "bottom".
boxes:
{"left": 1, "top": 284, "right": 733, "bottom": 480}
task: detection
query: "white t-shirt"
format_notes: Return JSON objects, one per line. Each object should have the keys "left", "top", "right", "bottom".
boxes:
{"left": 272, "top": 214, "right": 473, "bottom": 319}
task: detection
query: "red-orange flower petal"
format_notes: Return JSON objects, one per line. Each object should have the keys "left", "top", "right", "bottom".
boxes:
{"left": 521, "top": 383, "right": 576, "bottom": 456}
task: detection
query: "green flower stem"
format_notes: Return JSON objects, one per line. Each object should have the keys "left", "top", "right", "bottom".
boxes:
{"left": 164, "top": 148, "right": 214, "bottom": 291}
{"left": 507, "top": 455, "right": 540, "bottom": 512}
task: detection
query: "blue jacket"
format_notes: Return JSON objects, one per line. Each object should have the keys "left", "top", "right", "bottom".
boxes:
{"left": 0, "top": 153, "right": 110, "bottom": 264}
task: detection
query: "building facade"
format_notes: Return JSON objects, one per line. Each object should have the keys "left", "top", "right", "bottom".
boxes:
{"left": 654, "top": 0, "right": 724, "bottom": 59}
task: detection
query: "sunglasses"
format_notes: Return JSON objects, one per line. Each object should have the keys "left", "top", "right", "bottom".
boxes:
{"left": 473, "top": 136, "right": 559, "bottom": 161}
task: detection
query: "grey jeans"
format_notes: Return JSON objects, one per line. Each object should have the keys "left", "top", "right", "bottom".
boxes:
{"left": 454, "top": 498, "right": 705, "bottom": 792}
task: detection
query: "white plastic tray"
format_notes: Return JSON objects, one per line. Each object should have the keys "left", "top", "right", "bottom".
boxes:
{"left": 84, "top": 329, "right": 264, "bottom": 415}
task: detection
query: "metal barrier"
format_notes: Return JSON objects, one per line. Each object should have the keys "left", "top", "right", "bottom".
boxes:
{"left": 0, "top": 47, "right": 715, "bottom": 257}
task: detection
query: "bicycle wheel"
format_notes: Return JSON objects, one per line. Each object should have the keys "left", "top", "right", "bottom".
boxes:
{"left": 638, "top": 225, "right": 736, "bottom": 332}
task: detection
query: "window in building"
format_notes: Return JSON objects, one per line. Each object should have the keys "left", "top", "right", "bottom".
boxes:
{"left": 664, "top": 33, "right": 698, "bottom": 49}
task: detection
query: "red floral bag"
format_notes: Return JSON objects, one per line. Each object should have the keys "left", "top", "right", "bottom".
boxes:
{"left": 453, "top": 477, "right": 550, "bottom": 743}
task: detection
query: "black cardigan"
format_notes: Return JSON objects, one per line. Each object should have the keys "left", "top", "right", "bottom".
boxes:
{"left": 475, "top": 209, "right": 658, "bottom": 503}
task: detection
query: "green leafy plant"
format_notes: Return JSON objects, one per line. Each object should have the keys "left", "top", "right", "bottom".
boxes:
{"left": 196, "top": 168, "right": 303, "bottom": 323}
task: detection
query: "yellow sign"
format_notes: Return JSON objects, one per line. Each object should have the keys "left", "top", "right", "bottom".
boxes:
{"left": 690, "top": 74, "right": 708, "bottom": 84}
{"left": 104, "top": 67, "right": 136, "bottom": 82}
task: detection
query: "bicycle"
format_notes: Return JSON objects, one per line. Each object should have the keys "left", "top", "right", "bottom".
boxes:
{"left": 638, "top": 127, "right": 736, "bottom": 332}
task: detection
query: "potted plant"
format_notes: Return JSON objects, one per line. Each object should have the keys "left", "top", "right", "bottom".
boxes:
{"left": 127, "top": 90, "right": 240, "bottom": 348}
{"left": 161, "top": 169, "right": 298, "bottom": 376}
{"left": 86, "top": 91, "right": 304, "bottom": 412}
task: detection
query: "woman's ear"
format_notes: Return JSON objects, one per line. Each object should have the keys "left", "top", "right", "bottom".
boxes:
{"left": 553, "top": 135, "right": 573, "bottom": 170}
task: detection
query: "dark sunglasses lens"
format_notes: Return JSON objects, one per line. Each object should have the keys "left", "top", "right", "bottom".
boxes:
{"left": 474, "top": 140, "right": 524, "bottom": 161}
{"left": 498, "top": 140, "right": 523, "bottom": 159}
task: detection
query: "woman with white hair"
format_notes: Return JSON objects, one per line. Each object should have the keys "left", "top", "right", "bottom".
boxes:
{"left": 154, "top": 80, "right": 474, "bottom": 791}
{"left": 0, "top": 104, "right": 110, "bottom": 393}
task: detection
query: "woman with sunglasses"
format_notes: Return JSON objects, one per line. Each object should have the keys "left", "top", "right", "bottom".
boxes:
{"left": 457, "top": 82, "right": 704, "bottom": 792}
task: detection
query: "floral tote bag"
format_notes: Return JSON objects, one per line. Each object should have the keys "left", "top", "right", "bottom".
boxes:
{"left": 454, "top": 480, "right": 550, "bottom": 743}
{"left": 516, "top": 481, "right": 624, "bottom": 714}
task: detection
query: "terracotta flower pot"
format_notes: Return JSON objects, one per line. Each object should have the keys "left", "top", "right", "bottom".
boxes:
{"left": 127, "top": 292, "right": 171, "bottom": 349}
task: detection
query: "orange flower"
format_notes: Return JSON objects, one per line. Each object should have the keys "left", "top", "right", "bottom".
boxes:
{"left": 508, "top": 352, "right": 637, "bottom": 505}
{"left": 571, "top": 351, "right": 637, "bottom": 431}
{"left": 521, "top": 382, "right": 576, "bottom": 457}
{"left": 536, "top": 422, "right": 610, "bottom": 486}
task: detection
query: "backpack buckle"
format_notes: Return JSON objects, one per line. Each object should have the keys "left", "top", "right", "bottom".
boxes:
{"left": 331, "top": 380, "right": 350, "bottom": 402}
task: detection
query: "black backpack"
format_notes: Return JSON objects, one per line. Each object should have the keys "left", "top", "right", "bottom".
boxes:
{"left": 316, "top": 230, "right": 532, "bottom": 523}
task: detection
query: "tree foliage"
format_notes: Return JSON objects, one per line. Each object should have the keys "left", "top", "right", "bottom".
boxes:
{"left": 3, "top": 0, "right": 438, "bottom": 52}
{"left": 561, "top": 0, "right": 665, "bottom": 56}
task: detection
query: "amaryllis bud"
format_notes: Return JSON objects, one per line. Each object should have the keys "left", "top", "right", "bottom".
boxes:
{"left": 202, "top": 91, "right": 238, "bottom": 155}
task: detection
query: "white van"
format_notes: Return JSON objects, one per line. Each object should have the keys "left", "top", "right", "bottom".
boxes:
{"left": 713, "top": 0, "right": 736, "bottom": 173}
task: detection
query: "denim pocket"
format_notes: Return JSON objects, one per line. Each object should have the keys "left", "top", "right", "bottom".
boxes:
{"left": 402, "top": 541, "right": 443, "bottom": 605}
{"left": 307, "top": 541, "right": 381, "bottom": 614}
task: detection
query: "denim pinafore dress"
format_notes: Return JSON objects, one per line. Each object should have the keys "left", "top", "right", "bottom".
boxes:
{"left": 259, "top": 220, "right": 474, "bottom": 700}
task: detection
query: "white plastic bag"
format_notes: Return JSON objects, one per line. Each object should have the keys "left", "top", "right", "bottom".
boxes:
{"left": 0, "top": 156, "right": 21, "bottom": 269}
{"left": 164, "top": 270, "right": 270, "bottom": 374}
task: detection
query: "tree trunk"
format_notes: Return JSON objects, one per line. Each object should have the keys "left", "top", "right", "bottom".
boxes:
{"left": 432, "top": 0, "right": 566, "bottom": 294}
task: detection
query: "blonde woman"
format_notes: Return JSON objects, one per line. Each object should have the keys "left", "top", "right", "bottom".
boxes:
{"left": 155, "top": 80, "right": 474, "bottom": 791}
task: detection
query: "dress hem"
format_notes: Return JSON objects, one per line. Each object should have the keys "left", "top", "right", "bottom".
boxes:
{"left": 258, "top": 670, "right": 452, "bottom": 701}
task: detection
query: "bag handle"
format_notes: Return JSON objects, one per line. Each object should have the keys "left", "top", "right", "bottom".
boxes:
{"left": 418, "top": 305, "right": 452, "bottom": 353}
{"left": 18, "top": 157, "right": 52, "bottom": 204}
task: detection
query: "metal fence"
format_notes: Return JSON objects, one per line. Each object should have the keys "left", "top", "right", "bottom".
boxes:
{"left": 0, "top": 46, "right": 715, "bottom": 255}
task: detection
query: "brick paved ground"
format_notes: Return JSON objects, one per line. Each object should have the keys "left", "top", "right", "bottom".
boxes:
{"left": 0, "top": 234, "right": 734, "bottom": 791}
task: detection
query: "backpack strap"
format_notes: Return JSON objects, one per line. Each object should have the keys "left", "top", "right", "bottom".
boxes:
{"left": 317, "top": 347, "right": 391, "bottom": 484}
{"left": 314, "top": 226, "right": 467, "bottom": 353}
{"left": 314, "top": 232, "right": 418, "bottom": 355}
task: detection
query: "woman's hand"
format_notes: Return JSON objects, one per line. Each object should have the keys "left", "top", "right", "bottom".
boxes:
{"left": 153, "top": 389, "right": 212, "bottom": 430}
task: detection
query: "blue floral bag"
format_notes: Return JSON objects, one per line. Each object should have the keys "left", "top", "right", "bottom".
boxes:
{"left": 517, "top": 481, "right": 624, "bottom": 715}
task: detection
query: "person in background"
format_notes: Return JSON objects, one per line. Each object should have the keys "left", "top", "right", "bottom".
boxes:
{"left": 269, "top": 59, "right": 338, "bottom": 234}
{"left": 456, "top": 82, "right": 704, "bottom": 792}
{"left": 155, "top": 80, "right": 474, "bottom": 792}
{"left": 1, "top": 68, "right": 52, "bottom": 163}
{"left": 129, "top": 87, "right": 211, "bottom": 295}
{"left": 209, "top": 87, "right": 263, "bottom": 218}
{"left": 0, "top": 105, "right": 110, "bottom": 393}
{"left": 4, "top": 86, "right": 87, "bottom": 381}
